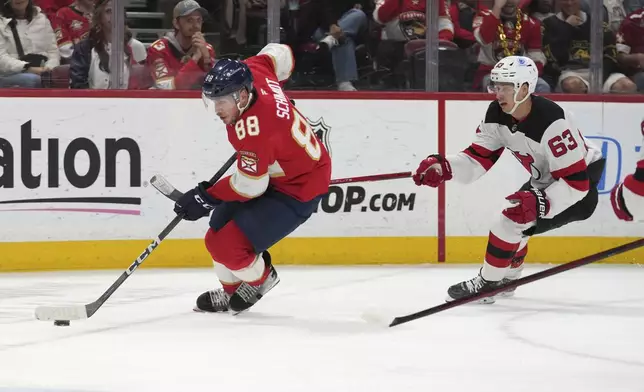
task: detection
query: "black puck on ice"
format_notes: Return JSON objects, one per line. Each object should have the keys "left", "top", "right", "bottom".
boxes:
{"left": 54, "top": 320, "right": 70, "bottom": 326}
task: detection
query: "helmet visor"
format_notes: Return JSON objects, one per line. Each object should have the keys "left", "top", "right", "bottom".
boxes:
{"left": 487, "top": 82, "right": 515, "bottom": 95}
{"left": 202, "top": 92, "right": 237, "bottom": 115}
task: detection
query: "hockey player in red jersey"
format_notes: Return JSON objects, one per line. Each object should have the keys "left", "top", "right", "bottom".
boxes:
{"left": 610, "top": 120, "right": 644, "bottom": 221}
{"left": 413, "top": 55, "right": 605, "bottom": 302}
{"left": 173, "top": 43, "right": 332, "bottom": 313}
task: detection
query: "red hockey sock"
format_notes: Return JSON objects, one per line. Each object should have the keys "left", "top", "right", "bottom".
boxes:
{"left": 511, "top": 244, "right": 528, "bottom": 269}
{"left": 485, "top": 231, "right": 520, "bottom": 268}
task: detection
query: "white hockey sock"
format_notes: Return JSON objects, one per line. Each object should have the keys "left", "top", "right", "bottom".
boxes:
{"left": 231, "top": 253, "right": 267, "bottom": 284}
{"left": 213, "top": 261, "right": 241, "bottom": 288}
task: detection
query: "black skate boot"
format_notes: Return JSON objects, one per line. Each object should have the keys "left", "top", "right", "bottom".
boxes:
{"left": 497, "top": 256, "right": 526, "bottom": 298}
{"left": 194, "top": 289, "right": 231, "bottom": 313}
{"left": 446, "top": 269, "right": 503, "bottom": 304}
{"left": 229, "top": 251, "right": 280, "bottom": 314}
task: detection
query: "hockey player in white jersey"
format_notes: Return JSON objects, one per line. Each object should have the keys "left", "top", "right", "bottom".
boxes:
{"left": 413, "top": 55, "right": 605, "bottom": 302}
{"left": 610, "top": 121, "right": 644, "bottom": 222}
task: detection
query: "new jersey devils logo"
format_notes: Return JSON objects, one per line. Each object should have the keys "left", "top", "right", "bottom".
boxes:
{"left": 511, "top": 150, "right": 541, "bottom": 180}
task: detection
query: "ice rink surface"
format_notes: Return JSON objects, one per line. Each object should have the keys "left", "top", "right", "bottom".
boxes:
{"left": 0, "top": 264, "right": 643, "bottom": 392}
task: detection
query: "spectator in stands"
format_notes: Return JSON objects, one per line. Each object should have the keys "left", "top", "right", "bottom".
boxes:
{"left": 449, "top": 0, "right": 478, "bottom": 48}
{"left": 472, "top": 0, "right": 550, "bottom": 92}
{"left": 69, "top": 0, "right": 145, "bottom": 88}
{"left": 0, "top": 0, "right": 59, "bottom": 88}
{"left": 33, "top": 0, "right": 72, "bottom": 24}
{"left": 146, "top": 0, "right": 215, "bottom": 90}
{"left": 371, "top": 0, "right": 438, "bottom": 88}
{"left": 373, "top": 0, "right": 452, "bottom": 43}
{"left": 292, "top": 0, "right": 370, "bottom": 91}
{"left": 603, "top": 0, "right": 627, "bottom": 33}
{"left": 616, "top": 7, "right": 644, "bottom": 91}
{"left": 623, "top": 0, "right": 644, "bottom": 12}
{"left": 53, "top": 0, "right": 92, "bottom": 61}
{"left": 542, "top": 0, "right": 636, "bottom": 93}
{"left": 524, "top": 0, "right": 554, "bottom": 21}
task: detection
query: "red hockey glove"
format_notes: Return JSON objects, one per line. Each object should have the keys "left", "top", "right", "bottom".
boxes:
{"left": 610, "top": 181, "right": 633, "bottom": 222}
{"left": 503, "top": 188, "right": 550, "bottom": 224}
{"left": 413, "top": 154, "right": 453, "bottom": 187}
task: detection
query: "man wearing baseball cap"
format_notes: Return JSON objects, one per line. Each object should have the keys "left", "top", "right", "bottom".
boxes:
{"left": 146, "top": 0, "right": 215, "bottom": 89}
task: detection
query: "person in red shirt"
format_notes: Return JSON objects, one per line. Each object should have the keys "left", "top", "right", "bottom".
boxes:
{"left": 173, "top": 43, "right": 332, "bottom": 314}
{"left": 373, "top": 0, "right": 454, "bottom": 41}
{"left": 146, "top": 0, "right": 215, "bottom": 89}
{"left": 472, "top": 0, "right": 550, "bottom": 92}
{"left": 33, "top": 0, "right": 72, "bottom": 23}
{"left": 53, "top": 0, "right": 92, "bottom": 60}
{"left": 616, "top": 7, "right": 644, "bottom": 91}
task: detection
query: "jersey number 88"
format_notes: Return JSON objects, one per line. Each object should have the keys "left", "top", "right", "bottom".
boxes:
{"left": 234, "top": 113, "right": 322, "bottom": 161}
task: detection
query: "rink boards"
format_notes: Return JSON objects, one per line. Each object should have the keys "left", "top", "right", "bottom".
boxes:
{"left": 0, "top": 93, "right": 642, "bottom": 271}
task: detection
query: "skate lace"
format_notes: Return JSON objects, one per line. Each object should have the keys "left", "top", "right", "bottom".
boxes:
{"left": 235, "top": 283, "right": 258, "bottom": 303}
{"left": 209, "top": 289, "right": 230, "bottom": 306}
{"left": 464, "top": 276, "right": 485, "bottom": 292}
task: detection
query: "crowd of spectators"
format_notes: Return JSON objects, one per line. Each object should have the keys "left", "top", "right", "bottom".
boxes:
{"left": 0, "top": 0, "right": 642, "bottom": 93}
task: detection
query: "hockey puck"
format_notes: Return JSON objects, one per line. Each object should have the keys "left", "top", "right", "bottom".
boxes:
{"left": 54, "top": 320, "right": 70, "bottom": 327}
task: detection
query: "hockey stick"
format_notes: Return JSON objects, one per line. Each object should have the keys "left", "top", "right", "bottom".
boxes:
{"left": 329, "top": 171, "right": 412, "bottom": 185}
{"left": 34, "top": 152, "right": 238, "bottom": 322}
{"left": 150, "top": 171, "right": 414, "bottom": 202}
{"left": 388, "top": 237, "right": 644, "bottom": 327}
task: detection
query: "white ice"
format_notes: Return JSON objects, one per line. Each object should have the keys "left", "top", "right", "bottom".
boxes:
{"left": 0, "top": 264, "right": 643, "bottom": 392}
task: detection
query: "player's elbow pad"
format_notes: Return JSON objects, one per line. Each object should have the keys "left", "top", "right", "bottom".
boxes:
{"left": 622, "top": 173, "right": 644, "bottom": 220}
{"left": 544, "top": 173, "right": 589, "bottom": 217}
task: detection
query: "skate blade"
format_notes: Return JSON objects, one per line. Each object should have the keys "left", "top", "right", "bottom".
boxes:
{"left": 192, "top": 306, "right": 229, "bottom": 313}
{"left": 445, "top": 295, "right": 496, "bottom": 304}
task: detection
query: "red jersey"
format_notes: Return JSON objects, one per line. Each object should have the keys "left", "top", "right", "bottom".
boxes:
{"left": 473, "top": 8, "right": 545, "bottom": 86}
{"left": 207, "top": 44, "right": 332, "bottom": 203}
{"left": 34, "top": 0, "right": 73, "bottom": 23}
{"left": 449, "top": 2, "right": 476, "bottom": 44}
{"left": 146, "top": 34, "right": 215, "bottom": 90}
{"left": 373, "top": 0, "right": 453, "bottom": 40}
{"left": 53, "top": 5, "right": 90, "bottom": 59}
{"left": 617, "top": 8, "right": 644, "bottom": 54}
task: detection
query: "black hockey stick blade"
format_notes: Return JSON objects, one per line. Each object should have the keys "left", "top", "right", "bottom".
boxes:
{"left": 150, "top": 174, "right": 183, "bottom": 202}
{"left": 389, "top": 237, "right": 644, "bottom": 328}
{"left": 35, "top": 152, "right": 238, "bottom": 322}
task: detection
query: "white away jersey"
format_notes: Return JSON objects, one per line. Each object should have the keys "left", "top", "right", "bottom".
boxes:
{"left": 447, "top": 95, "right": 604, "bottom": 218}
{"left": 620, "top": 129, "right": 644, "bottom": 221}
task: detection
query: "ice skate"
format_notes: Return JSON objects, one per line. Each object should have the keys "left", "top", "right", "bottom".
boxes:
{"left": 229, "top": 251, "right": 280, "bottom": 314}
{"left": 194, "top": 289, "right": 231, "bottom": 313}
{"left": 446, "top": 269, "right": 503, "bottom": 304}
{"left": 497, "top": 261, "right": 525, "bottom": 298}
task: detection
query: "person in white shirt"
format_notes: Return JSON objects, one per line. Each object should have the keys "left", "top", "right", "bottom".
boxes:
{"left": 0, "top": 0, "right": 60, "bottom": 88}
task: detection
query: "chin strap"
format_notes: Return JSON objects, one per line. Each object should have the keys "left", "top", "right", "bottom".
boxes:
{"left": 506, "top": 88, "right": 531, "bottom": 115}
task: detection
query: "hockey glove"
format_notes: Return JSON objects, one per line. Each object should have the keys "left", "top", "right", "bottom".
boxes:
{"left": 174, "top": 181, "right": 221, "bottom": 221}
{"left": 413, "top": 154, "right": 453, "bottom": 187}
{"left": 610, "top": 181, "right": 633, "bottom": 222}
{"left": 503, "top": 188, "right": 550, "bottom": 224}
